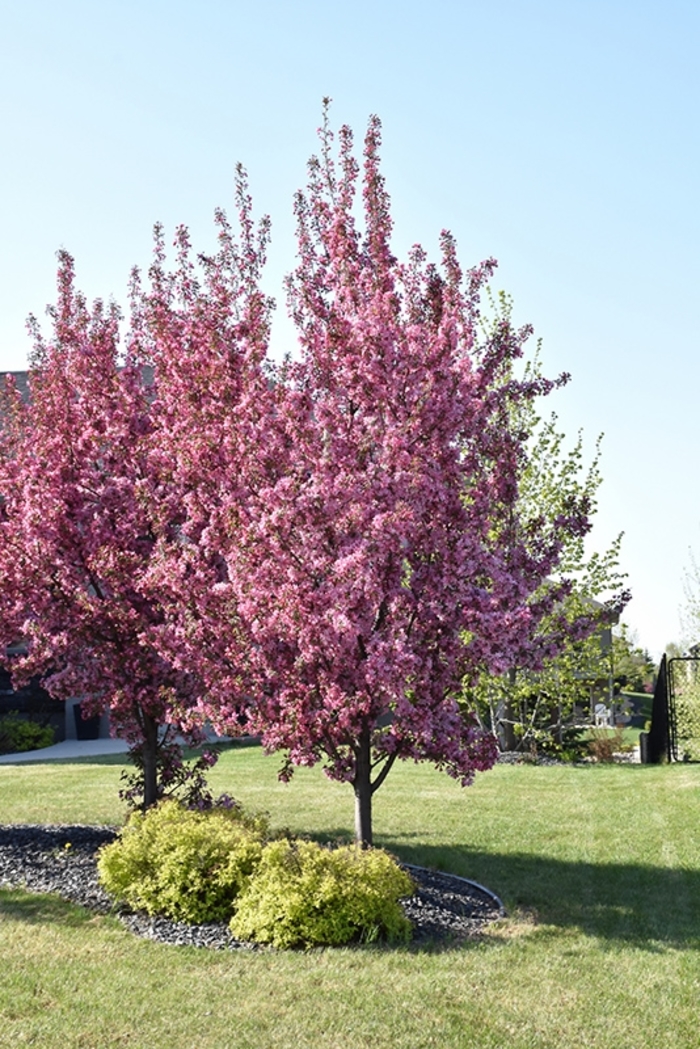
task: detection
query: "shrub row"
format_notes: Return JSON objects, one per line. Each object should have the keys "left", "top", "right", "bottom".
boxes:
{"left": 97, "top": 800, "right": 414, "bottom": 948}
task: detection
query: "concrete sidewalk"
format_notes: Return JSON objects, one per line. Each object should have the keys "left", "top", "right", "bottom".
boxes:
{"left": 0, "top": 738, "right": 130, "bottom": 763}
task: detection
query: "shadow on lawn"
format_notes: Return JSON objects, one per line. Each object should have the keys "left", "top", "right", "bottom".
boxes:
{"left": 0, "top": 887, "right": 109, "bottom": 930}
{"left": 379, "top": 839, "right": 700, "bottom": 950}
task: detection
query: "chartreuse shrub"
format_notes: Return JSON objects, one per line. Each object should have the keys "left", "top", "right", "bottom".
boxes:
{"left": 98, "top": 800, "right": 415, "bottom": 948}
{"left": 97, "top": 799, "right": 269, "bottom": 923}
{"left": 229, "top": 838, "right": 415, "bottom": 949}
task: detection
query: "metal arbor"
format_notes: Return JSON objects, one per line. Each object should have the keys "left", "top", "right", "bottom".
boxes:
{"left": 643, "top": 653, "right": 700, "bottom": 762}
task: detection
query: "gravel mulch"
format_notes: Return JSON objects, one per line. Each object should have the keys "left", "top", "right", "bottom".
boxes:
{"left": 0, "top": 823, "right": 504, "bottom": 950}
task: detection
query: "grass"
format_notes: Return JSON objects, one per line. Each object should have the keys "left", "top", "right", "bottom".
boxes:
{"left": 1, "top": 746, "right": 700, "bottom": 1048}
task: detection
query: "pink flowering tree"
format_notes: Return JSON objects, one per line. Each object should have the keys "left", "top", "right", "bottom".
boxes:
{"left": 141, "top": 112, "right": 597, "bottom": 846}
{"left": 0, "top": 254, "right": 212, "bottom": 808}
{"left": 128, "top": 168, "right": 276, "bottom": 736}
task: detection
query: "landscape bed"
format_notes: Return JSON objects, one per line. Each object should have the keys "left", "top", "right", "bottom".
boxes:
{"left": 0, "top": 823, "right": 503, "bottom": 948}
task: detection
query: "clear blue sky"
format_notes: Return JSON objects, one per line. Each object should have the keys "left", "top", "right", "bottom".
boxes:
{"left": 1, "top": 0, "right": 698, "bottom": 659}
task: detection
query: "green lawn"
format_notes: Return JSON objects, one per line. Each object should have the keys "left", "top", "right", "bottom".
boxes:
{"left": 1, "top": 746, "right": 699, "bottom": 1048}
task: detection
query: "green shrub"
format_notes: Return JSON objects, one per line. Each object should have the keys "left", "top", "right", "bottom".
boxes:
{"left": 0, "top": 713, "right": 55, "bottom": 754}
{"left": 229, "top": 839, "right": 415, "bottom": 949}
{"left": 97, "top": 800, "right": 269, "bottom": 923}
{"left": 533, "top": 723, "right": 590, "bottom": 763}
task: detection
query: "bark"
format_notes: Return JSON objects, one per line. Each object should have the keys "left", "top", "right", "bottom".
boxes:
{"left": 353, "top": 726, "right": 373, "bottom": 847}
{"left": 141, "top": 711, "right": 160, "bottom": 809}
{"left": 502, "top": 667, "right": 518, "bottom": 751}
{"left": 548, "top": 702, "right": 563, "bottom": 746}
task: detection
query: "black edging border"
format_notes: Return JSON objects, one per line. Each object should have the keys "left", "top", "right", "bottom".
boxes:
{"left": 403, "top": 862, "right": 506, "bottom": 916}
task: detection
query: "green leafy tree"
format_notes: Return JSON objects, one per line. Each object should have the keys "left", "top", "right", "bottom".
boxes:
{"left": 464, "top": 295, "right": 630, "bottom": 754}
{"left": 672, "top": 552, "right": 700, "bottom": 758}
{"left": 611, "top": 623, "right": 654, "bottom": 695}
{"left": 681, "top": 547, "right": 700, "bottom": 650}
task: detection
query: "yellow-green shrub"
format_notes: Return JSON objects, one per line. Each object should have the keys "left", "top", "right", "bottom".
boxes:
{"left": 229, "top": 839, "right": 414, "bottom": 948}
{"left": 97, "top": 800, "right": 268, "bottom": 923}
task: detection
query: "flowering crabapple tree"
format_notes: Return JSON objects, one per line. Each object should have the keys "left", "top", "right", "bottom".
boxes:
{"left": 0, "top": 254, "right": 210, "bottom": 808}
{"left": 142, "top": 109, "right": 599, "bottom": 846}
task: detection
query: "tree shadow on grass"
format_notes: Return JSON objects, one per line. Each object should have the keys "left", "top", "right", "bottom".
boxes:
{"left": 378, "top": 839, "right": 700, "bottom": 951}
{"left": 0, "top": 887, "right": 111, "bottom": 930}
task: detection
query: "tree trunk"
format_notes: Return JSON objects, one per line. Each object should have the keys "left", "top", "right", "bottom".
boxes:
{"left": 353, "top": 727, "right": 373, "bottom": 847}
{"left": 502, "top": 668, "right": 518, "bottom": 751}
{"left": 141, "top": 712, "right": 160, "bottom": 809}
{"left": 549, "top": 702, "right": 563, "bottom": 747}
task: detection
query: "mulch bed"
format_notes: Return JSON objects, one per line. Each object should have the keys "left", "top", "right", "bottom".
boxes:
{"left": 0, "top": 824, "right": 504, "bottom": 949}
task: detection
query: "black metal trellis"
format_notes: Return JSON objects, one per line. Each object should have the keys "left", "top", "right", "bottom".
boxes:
{"left": 643, "top": 654, "right": 700, "bottom": 763}
{"left": 668, "top": 656, "right": 700, "bottom": 762}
